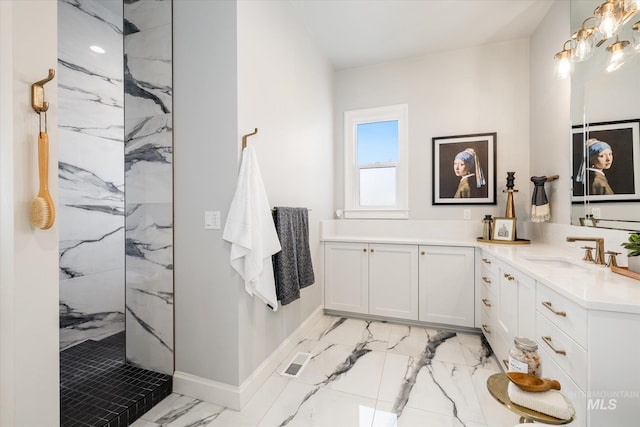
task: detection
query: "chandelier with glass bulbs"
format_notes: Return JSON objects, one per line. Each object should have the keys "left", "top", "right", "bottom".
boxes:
{"left": 555, "top": 0, "right": 640, "bottom": 78}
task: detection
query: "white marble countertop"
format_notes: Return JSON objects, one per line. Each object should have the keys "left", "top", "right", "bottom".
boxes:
{"left": 321, "top": 234, "right": 640, "bottom": 314}
{"left": 476, "top": 241, "right": 640, "bottom": 314}
{"left": 321, "top": 234, "right": 475, "bottom": 247}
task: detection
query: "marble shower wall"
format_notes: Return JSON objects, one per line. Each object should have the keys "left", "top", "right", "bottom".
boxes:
{"left": 124, "top": 0, "right": 174, "bottom": 375}
{"left": 58, "top": 0, "right": 126, "bottom": 350}
{"left": 58, "top": 0, "right": 173, "bottom": 375}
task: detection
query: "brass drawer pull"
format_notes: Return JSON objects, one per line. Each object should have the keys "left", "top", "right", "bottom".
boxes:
{"left": 502, "top": 359, "right": 509, "bottom": 369}
{"left": 542, "top": 336, "right": 567, "bottom": 355}
{"left": 542, "top": 301, "right": 567, "bottom": 317}
{"left": 481, "top": 324, "right": 491, "bottom": 334}
{"left": 482, "top": 258, "right": 491, "bottom": 264}
{"left": 482, "top": 276, "right": 491, "bottom": 284}
{"left": 482, "top": 298, "right": 492, "bottom": 307}
{"left": 503, "top": 273, "right": 515, "bottom": 281}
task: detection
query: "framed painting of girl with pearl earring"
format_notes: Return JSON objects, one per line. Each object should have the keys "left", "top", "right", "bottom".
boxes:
{"left": 571, "top": 119, "right": 640, "bottom": 203}
{"left": 432, "top": 132, "right": 497, "bottom": 205}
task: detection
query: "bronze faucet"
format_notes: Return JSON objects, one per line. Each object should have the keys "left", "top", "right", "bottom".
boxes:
{"left": 566, "top": 237, "right": 606, "bottom": 265}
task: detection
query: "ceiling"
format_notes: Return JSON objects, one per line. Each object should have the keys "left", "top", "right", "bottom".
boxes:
{"left": 290, "top": 0, "right": 554, "bottom": 70}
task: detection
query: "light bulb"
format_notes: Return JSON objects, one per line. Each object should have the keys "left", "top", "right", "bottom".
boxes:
{"left": 572, "top": 35, "right": 594, "bottom": 61}
{"left": 606, "top": 38, "right": 630, "bottom": 67}
{"left": 596, "top": 0, "right": 623, "bottom": 39}
{"left": 554, "top": 43, "right": 573, "bottom": 80}
{"left": 555, "top": 55, "right": 572, "bottom": 79}
{"left": 600, "top": 15, "right": 619, "bottom": 38}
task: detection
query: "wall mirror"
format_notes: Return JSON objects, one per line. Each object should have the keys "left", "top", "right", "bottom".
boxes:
{"left": 570, "top": 0, "right": 640, "bottom": 231}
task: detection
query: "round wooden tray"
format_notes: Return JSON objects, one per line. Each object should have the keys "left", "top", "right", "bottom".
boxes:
{"left": 477, "top": 237, "right": 531, "bottom": 245}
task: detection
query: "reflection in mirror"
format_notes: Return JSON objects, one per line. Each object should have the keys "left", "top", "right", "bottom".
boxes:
{"left": 570, "top": 0, "right": 640, "bottom": 231}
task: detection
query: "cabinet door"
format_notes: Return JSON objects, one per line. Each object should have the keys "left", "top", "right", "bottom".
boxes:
{"left": 324, "top": 242, "right": 369, "bottom": 314}
{"left": 368, "top": 244, "right": 419, "bottom": 320}
{"left": 497, "top": 264, "right": 518, "bottom": 341}
{"left": 419, "top": 246, "right": 475, "bottom": 327}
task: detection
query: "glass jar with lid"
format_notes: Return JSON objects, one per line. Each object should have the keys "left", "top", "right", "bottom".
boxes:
{"left": 508, "top": 336, "right": 541, "bottom": 377}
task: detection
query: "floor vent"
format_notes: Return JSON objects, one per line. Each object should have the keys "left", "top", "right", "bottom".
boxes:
{"left": 281, "top": 352, "right": 312, "bottom": 378}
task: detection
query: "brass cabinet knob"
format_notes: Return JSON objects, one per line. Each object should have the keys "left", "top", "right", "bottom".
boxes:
{"left": 370, "top": 248, "right": 375, "bottom": 253}
{"left": 421, "top": 251, "right": 425, "bottom": 255}
{"left": 363, "top": 248, "right": 367, "bottom": 252}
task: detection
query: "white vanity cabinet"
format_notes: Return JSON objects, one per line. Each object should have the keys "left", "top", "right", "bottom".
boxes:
{"left": 418, "top": 245, "right": 475, "bottom": 327}
{"left": 323, "top": 242, "right": 418, "bottom": 320}
{"left": 478, "top": 251, "right": 536, "bottom": 370}
{"left": 477, "top": 244, "right": 640, "bottom": 426}
{"left": 536, "top": 283, "right": 587, "bottom": 426}
{"left": 368, "top": 244, "right": 419, "bottom": 320}
{"left": 324, "top": 241, "right": 474, "bottom": 325}
{"left": 324, "top": 241, "right": 369, "bottom": 314}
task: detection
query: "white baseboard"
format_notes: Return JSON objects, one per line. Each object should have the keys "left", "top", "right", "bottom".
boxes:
{"left": 173, "top": 305, "right": 324, "bottom": 411}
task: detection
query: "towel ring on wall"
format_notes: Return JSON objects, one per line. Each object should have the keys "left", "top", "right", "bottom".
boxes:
{"left": 242, "top": 128, "right": 258, "bottom": 149}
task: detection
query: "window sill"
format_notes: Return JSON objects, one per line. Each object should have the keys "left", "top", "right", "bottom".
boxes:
{"left": 343, "top": 210, "right": 409, "bottom": 220}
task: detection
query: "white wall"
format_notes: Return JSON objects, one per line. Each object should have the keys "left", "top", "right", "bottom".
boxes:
{"left": 334, "top": 39, "right": 531, "bottom": 223}
{"left": 174, "top": 0, "right": 241, "bottom": 387}
{"left": 0, "top": 1, "right": 60, "bottom": 425}
{"left": 236, "top": 0, "right": 333, "bottom": 383}
{"left": 174, "top": 0, "right": 333, "bottom": 394}
{"left": 529, "top": 0, "right": 571, "bottom": 225}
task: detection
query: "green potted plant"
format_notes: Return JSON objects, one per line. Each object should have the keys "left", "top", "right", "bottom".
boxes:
{"left": 621, "top": 232, "right": 640, "bottom": 274}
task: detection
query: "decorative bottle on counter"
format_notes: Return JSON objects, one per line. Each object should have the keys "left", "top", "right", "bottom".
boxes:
{"left": 508, "top": 336, "right": 541, "bottom": 377}
{"left": 482, "top": 215, "right": 493, "bottom": 240}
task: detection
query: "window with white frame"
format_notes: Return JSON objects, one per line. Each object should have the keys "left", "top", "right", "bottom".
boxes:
{"left": 344, "top": 104, "right": 408, "bottom": 218}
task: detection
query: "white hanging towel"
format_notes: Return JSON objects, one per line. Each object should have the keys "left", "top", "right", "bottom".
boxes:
{"left": 223, "top": 146, "right": 282, "bottom": 311}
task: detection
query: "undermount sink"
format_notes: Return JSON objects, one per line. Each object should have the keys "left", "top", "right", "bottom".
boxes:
{"left": 522, "top": 256, "right": 600, "bottom": 271}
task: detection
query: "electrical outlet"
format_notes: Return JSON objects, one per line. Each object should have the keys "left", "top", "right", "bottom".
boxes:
{"left": 591, "top": 207, "right": 601, "bottom": 219}
{"left": 204, "top": 211, "right": 220, "bottom": 229}
{"left": 463, "top": 209, "right": 471, "bottom": 220}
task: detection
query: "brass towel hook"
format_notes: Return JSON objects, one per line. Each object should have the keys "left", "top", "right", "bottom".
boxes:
{"left": 242, "top": 128, "right": 258, "bottom": 149}
{"left": 31, "top": 68, "right": 55, "bottom": 113}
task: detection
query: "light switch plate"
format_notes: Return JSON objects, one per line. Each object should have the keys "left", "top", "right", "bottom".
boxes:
{"left": 463, "top": 209, "right": 471, "bottom": 220}
{"left": 204, "top": 211, "right": 220, "bottom": 229}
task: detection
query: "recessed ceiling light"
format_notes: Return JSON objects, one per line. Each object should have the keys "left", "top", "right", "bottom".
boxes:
{"left": 90, "top": 45, "right": 105, "bottom": 54}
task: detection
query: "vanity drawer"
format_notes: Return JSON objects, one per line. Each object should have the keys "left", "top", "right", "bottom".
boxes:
{"left": 537, "top": 284, "right": 587, "bottom": 348}
{"left": 537, "top": 312, "right": 587, "bottom": 391}
{"left": 538, "top": 343, "right": 586, "bottom": 427}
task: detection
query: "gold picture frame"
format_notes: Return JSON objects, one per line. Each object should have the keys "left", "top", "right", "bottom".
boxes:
{"left": 492, "top": 217, "right": 516, "bottom": 241}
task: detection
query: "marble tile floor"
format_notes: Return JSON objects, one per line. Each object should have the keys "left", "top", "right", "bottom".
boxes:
{"left": 131, "top": 315, "right": 520, "bottom": 427}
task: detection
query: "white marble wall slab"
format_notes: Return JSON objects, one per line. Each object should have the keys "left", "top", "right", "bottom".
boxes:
{"left": 58, "top": 0, "right": 125, "bottom": 348}
{"left": 125, "top": 202, "right": 173, "bottom": 373}
{"left": 125, "top": 114, "right": 173, "bottom": 203}
{"left": 124, "top": 0, "right": 174, "bottom": 375}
